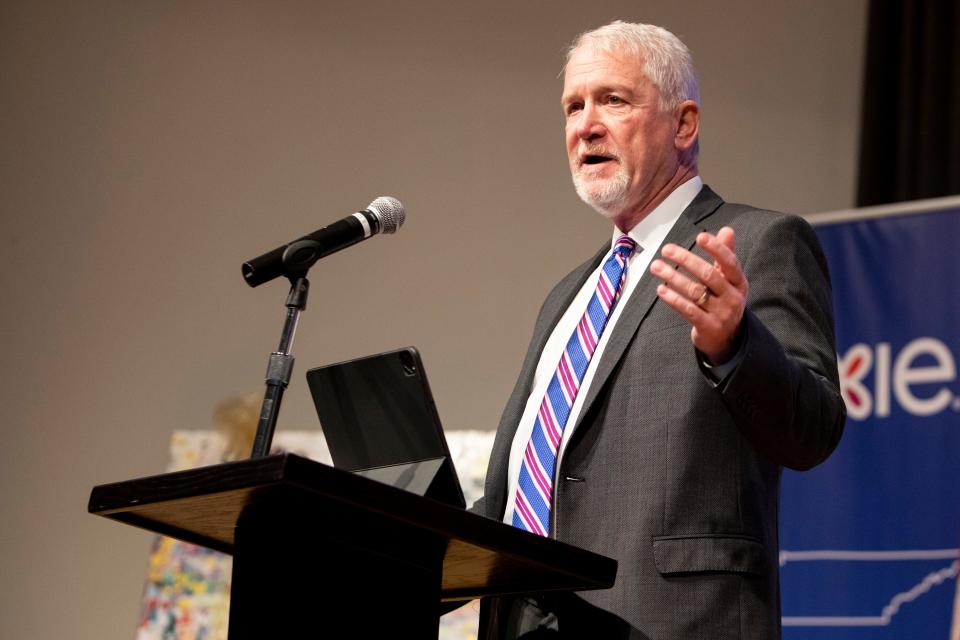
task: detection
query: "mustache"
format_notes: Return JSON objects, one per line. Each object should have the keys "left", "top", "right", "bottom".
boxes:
{"left": 576, "top": 144, "right": 619, "bottom": 166}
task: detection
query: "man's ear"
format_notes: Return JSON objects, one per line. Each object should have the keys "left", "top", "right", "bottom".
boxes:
{"left": 674, "top": 100, "right": 700, "bottom": 153}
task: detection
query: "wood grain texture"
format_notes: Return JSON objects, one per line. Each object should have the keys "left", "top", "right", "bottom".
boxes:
{"left": 89, "top": 453, "right": 616, "bottom": 600}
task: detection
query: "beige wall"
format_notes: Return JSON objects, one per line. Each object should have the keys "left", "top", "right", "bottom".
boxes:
{"left": 0, "top": 1, "right": 865, "bottom": 636}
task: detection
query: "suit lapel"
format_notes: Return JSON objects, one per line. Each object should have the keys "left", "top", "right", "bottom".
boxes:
{"left": 522, "top": 244, "right": 609, "bottom": 384}
{"left": 571, "top": 185, "right": 726, "bottom": 433}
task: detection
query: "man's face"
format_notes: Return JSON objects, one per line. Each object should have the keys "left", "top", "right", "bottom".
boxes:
{"left": 562, "top": 46, "right": 681, "bottom": 221}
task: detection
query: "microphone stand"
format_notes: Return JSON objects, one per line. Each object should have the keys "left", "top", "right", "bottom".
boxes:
{"left": 250, "top": 238, "right": 323, "bottom": 458}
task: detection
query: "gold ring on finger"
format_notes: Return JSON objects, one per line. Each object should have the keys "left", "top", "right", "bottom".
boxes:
{"left": 695, "top": 288, "right": 711, "bottom": 308}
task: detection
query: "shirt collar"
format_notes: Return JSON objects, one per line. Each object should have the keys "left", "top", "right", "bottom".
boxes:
{"left": 611, "top": 176, "right": 704, "bottom": 253}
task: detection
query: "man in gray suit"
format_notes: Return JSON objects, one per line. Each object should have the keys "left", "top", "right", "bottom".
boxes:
{"left": 473, "top": 21, "right": 846, "bottom": 639}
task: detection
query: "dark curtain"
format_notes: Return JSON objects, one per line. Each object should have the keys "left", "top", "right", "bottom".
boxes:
{"left": 857, "top": 0, "right": 960, "bottom": 206}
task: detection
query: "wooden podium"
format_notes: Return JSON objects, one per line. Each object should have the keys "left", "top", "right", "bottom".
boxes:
{"left": 89, "top": 453, "right": 616, "bottom": 638}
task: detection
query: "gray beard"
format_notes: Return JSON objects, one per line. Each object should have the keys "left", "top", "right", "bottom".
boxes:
{"left": 572, "top": 166, "right": 630, "bottom": 218}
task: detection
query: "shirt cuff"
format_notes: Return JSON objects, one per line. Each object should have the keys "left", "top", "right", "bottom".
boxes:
{"left": 697, "top": 323, "right": 748, "bottom": 389}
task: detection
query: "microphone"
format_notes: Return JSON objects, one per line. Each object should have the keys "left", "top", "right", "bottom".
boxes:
{"left": 241, "top": 196, "right": 405, "bottom": 287}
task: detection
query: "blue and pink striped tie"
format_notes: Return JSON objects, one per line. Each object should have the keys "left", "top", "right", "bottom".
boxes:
{"left": 512, "top": 235, "right": 637, "bottom": 536}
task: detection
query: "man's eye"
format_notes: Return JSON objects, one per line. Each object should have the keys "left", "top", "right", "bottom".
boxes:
{"left": 565, "top": 103, "right": 583, "bottom": 116}
{"left": 607, "top": 95, "right": 623, "bottom": 105}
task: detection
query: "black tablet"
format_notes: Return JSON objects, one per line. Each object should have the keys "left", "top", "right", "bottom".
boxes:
{"left": 305, "top": 347, "right": 465, "bottom": 508}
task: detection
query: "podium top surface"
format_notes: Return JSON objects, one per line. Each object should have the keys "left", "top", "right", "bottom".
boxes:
{"left": 89, "top": 453, "right": 617, "bottom": 601}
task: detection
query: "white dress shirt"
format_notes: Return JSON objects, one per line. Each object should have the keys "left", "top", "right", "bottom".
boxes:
{"left": 501, "top": 177, "right": 704, "bottom": 526}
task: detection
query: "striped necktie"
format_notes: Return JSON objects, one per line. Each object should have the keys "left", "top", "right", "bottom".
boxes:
{"left": 512, "top": 235, "right": 637, "bottom": 536}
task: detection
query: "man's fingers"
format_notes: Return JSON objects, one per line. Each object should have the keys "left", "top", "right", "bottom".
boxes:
{"left": 660, "top": 243, "right": 729, "bottom": 296}
{"left": 650, "top": 259, "right": 710, "bottom": 303}
{"left": 716, "top": 226, "right": 735, "bottom": 251}
{"left": 656, "top": 284, "right": 708, "bottom": 324}
{"left": 654, "top": 229, "right": 748, "bottom": 364}
{"left": 695, "top": 230, "right": 746, "bottom": 289}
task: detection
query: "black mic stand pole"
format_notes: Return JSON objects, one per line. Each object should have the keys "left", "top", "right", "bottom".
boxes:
{"left": 250, "top": 275, "right": 308, "bottom": 458}
{"left": 249, "top": 238, "right": 322, "bottom": 458}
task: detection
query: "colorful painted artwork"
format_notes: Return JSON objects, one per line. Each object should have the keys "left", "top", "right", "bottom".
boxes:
{"left": 137, "top": 535, "right": 231, "bottom": 640}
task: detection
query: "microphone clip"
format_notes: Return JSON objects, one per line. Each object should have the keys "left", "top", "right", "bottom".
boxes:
{"left": 281, "top": 238, "right": 323, "bottom": 282}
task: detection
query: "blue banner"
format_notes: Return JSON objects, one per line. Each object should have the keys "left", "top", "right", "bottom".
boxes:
{"left": 780, "top": 203, "right": 960, "bottom": 638}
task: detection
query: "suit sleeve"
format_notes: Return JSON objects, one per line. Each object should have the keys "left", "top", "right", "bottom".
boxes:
{"left": 716, "top": 214, "right": 846, "bottom": 470}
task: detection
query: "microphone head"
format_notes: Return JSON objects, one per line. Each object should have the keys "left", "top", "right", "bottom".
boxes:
{"left": 368, "top": 196, "right": 405, "bottom": 234}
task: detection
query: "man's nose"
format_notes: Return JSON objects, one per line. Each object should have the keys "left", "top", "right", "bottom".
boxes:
{"left": 575, "top": 103, "right": 605, "bottom": 141}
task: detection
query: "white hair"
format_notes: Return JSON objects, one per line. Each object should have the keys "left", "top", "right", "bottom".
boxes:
{"left": 566, "top": 21, "right": 700, "bottom": 113}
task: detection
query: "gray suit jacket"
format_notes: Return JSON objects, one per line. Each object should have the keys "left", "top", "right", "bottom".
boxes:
{"left": 474, "top": 186, "right": 846, "bottom": 639}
